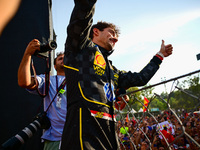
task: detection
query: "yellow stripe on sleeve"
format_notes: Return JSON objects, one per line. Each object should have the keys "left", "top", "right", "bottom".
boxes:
{"left": 63, "top": 65, "right": 79, "bottom": 71}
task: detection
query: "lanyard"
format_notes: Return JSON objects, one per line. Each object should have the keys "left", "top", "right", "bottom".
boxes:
{"left": 45, "top": 76, "right": 66, "bottom": 112}
{"left": 56, "top": 75, "right": 66, "bottom": 95}
{"left": 56, "top": 75, "right": 59, "bottom": 92}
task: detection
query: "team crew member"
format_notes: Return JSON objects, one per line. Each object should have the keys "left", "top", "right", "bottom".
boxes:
{"left": 61, "top": 0, "right": 173, "bottom": 149}
{"left": 18, "top": 39, "right": 66, "bottom": 150}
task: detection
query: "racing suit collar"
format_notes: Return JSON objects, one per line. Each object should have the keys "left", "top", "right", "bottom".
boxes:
{"left": 95, "top": 44, "right": 114, "bottom": 57}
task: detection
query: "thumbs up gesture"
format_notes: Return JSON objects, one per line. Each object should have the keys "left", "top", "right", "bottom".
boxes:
{"left": 159, "top": 40, "right": 173, "bottom": 58}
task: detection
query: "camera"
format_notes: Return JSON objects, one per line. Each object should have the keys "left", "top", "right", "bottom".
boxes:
{"left": 40, "top": 40, "right": 57, "bottom": 53}
{"left": 34, "top": 40, "right": 57, "bottom": 58}
{"left": 1, "top": 112, "right": 51, "bottom": 150}
{"left": 33, "top": 112, "right": 51, "bottom": 130}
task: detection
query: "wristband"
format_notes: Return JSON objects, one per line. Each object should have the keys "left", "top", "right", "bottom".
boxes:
{"left": 157, "top": 52, "right": 164, "bottom": 58}
{"left": 156, "top": 54, "right": 163, "bottom": 61}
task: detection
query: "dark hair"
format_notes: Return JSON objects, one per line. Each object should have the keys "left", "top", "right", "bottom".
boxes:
{"left": 164, "top": 126, "right": 167, "bottom": 131}
{"left": 54, "top": 52, "right": 64, "bottom": 65}
{"left": 89, "top": 21, "right": 120, "bottom": 39}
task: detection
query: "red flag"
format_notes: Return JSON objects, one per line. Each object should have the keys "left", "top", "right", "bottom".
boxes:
{"left": 143, "top": 97, "right": 149, "bottom": 112}
{"left": 161, "top": 129, "right": 175, "bottom": 143}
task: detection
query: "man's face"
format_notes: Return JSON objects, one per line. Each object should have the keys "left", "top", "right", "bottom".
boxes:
{"left": 96, "top": 27, "right": 118, "bottom": 51}
{"left": 54, "top": 54, "right": 64, "bottom": 71}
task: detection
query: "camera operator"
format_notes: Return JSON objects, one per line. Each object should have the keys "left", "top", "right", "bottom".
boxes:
{"left": 18, "top": 39, "right": 66, "bottom": 150}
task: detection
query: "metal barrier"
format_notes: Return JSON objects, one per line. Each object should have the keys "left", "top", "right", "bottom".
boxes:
{"left": 115, "top": 69, "right": 200, "bottom": 150}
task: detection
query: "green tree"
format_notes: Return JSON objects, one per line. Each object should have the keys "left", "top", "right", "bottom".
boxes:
{"left": 126, "top": 87, "right": 142, "bottom": 112}
{"left": 170, "top": 75, "right": 200, "bottom": 111}
{"left": 140, "top": 85, "right": 155, "bottom": 100}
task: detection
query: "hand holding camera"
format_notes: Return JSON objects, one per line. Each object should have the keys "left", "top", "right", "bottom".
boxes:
{"left": 24, "top": 39, "right": 57, "bottom": 58}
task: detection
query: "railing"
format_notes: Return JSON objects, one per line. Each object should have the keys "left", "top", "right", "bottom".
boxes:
{"left": 115, "top": 69, "right": 200, "bottom": 150}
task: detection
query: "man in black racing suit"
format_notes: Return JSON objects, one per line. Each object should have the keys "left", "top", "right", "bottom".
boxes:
{"left": 61, "top": 0, "right": 173, "bottom": 149}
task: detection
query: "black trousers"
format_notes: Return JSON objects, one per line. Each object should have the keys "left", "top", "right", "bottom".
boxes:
{"left": 61, "top": 102, "right": 119, "bottom": 150}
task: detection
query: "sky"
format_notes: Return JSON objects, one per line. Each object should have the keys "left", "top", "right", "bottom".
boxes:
{"left": 52, "top": 0, "right": 200, "bottom": 93}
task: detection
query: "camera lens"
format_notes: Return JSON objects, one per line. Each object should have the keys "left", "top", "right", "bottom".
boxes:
{"left": 49, "top": 41, "right": 57, "bottom": 50}
{"left": 40, "top": 40, "right": 57, "bottom": 52}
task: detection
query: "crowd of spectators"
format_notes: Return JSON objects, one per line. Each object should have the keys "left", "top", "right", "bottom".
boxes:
{"left": 116, "top": 111, "right": 200, "bottom": 150}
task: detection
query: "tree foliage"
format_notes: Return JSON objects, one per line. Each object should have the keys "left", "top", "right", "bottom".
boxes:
{"left": 170, "top": 75, "right": 200, "bottom": 112}
{"left": 124, "top": 75, "right": 200, "bottom": 113}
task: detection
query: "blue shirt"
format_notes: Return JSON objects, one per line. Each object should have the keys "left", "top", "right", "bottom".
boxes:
{"left": 27, "top": 75, "right": 67, "bottom": 141}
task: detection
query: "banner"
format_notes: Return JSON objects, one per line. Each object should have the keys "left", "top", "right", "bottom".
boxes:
{"left": 156, "top": 120, "right": 175, "bottom": 135}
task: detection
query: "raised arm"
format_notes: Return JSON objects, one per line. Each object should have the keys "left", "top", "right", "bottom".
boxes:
{"left": 18, "top": 39, "right": 40, "bottom": 90}
{"left": 65, "top": 0, "right": 97, "bottom": 52}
